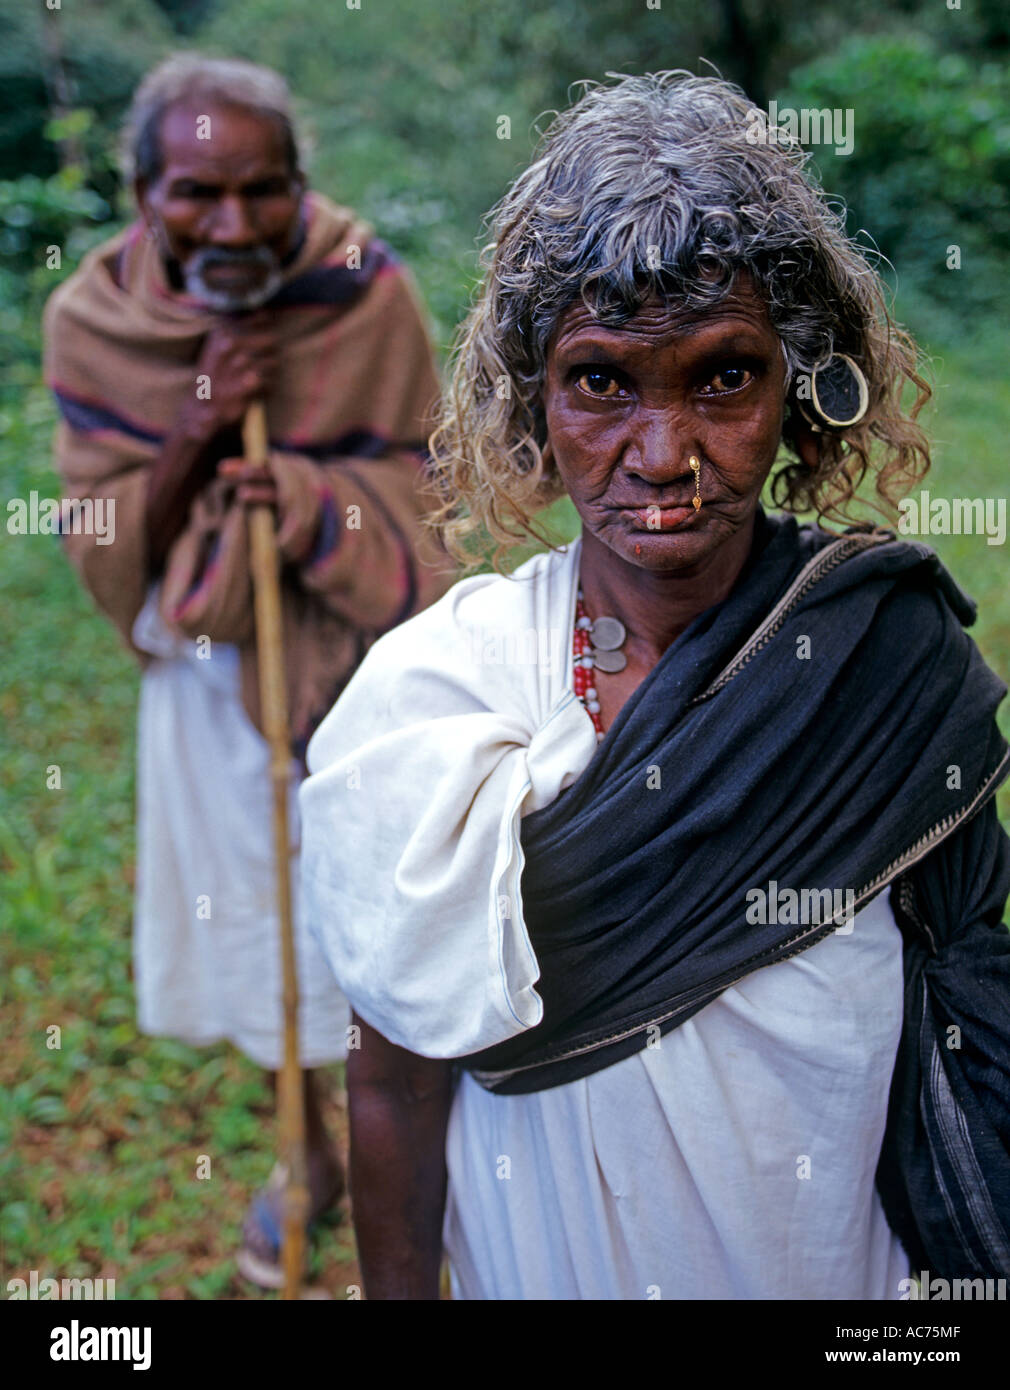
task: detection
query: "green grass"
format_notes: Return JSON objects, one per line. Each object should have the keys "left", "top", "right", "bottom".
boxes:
{"left": 1, "top": 320, "right": 1008, "bottom": 1298}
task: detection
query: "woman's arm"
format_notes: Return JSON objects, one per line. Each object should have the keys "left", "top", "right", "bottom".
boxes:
{"left": 347, "top": 1010, "right": 454, "bottom": 1300}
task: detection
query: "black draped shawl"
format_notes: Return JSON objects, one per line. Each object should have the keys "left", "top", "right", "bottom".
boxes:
{"left": 464, "top": 508, "right": 1010, "bottom": 1280}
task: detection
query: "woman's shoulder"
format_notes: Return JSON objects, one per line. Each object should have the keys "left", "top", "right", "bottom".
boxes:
{"left": 359, "top": 541, "right": 579, "bottom": 677}
{"left": 787, "top": 513, "right": 980, "bottom": 633}
{"left": 305, "top": 541, "right": 580, "bottom": 770}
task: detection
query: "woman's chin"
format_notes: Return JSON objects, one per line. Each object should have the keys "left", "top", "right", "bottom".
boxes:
{"left": 600, "top": 520, "right": 714, "bottom": 571}
{"left": 589, "top": 505, "right": 756, "bottom": 573}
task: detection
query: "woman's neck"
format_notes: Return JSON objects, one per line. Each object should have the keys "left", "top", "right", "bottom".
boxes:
{"left": 578, "top": 513, "right": 758, "bottom": 668}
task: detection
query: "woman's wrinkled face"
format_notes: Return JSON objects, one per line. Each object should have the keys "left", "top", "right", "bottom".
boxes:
{"left": 542, "top": 274, "right": 787, "bottom": 572}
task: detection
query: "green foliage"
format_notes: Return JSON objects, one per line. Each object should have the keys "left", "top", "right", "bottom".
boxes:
{"left": 3, "top": 1, "right": 1007, "bottom": 354}
{"left": 0, "top": 0, "right": 170, "bottom": 181}
{"left": 785, "top": 34, "right": 1010, "bottom": 322}
{"left": 0, "top": 166, "right": 112, "bottom": 274}
{"left": 148, "top": 0, "right": 220, "bottom": 37}
{"left": 0, "top": 167, "right": 115, "bottom": 396}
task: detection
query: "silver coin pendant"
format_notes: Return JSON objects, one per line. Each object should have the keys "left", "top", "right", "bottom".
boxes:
{"left": 592, "top": 647, "right": 627, "bottom": 673}
{"left": 591, "top": 615, "right": 627, "bottom": 651}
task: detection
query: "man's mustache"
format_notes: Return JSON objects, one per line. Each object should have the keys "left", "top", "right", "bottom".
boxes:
{"left": 182, "top": 244, "right": 284, "bottom": 311}
{"left": 188, "top": 245, "right": 280, "bottom": 275}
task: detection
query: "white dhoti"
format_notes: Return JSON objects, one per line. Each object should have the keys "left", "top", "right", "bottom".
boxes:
{"left": 131, "top": 587, "right": 349, "bottom": 1070}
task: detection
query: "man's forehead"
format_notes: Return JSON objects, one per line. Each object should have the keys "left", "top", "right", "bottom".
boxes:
{"left": 157, "top": 100, "right": 290, "bottom": 176}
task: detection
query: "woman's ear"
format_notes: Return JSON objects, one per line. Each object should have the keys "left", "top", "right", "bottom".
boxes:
{"left": 791, "top": 412, "right": 823, "bottom": 471}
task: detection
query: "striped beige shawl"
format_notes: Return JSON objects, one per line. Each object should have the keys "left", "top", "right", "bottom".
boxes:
{"left": 43, "top": 191, "right": 451, "bottom": 755}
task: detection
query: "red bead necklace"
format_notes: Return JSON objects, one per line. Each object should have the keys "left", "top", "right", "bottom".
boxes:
{"left": 573, "top": 591, "right": 604, "bottom": 742}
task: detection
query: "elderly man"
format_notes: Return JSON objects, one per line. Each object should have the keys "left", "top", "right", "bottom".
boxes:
{"left": 43, "top": 53, "right": 450, "bottom": 1286}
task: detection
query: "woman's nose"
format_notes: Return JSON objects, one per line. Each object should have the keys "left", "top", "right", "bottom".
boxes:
{"left": 623, "top": 408, "right": 696, "bottom": 481}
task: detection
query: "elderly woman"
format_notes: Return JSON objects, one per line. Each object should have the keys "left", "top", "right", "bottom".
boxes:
{"left": 299, "top": 72, "right": 1010, "bottom": 1300}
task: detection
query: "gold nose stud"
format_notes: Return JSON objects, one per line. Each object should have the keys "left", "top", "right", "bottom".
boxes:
{"left": 690, "top": 456, "right": 702, "bottom": 510}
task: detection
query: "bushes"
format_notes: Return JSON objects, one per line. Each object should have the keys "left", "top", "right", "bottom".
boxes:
{"left": 0, "top": 166, "right": 117, "bottom": 393}
{"left": 0, "top": 165, "right": 113, "bottom": 274}
{"left": 1, "top": 4, "right": 1006, "bottom": 368}
{"left": 0, "top": 0, "right": 169, "bottom": 181}
{"left": 785, "top": 34, "right": 1010, "bottom": 323}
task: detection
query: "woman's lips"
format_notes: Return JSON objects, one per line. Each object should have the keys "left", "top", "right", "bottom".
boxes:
{"left": 625, "top": 505, "right": 696, "bottom": 531}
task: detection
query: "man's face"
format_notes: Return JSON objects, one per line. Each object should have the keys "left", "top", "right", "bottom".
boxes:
{"left": 136, "top": 100, "right": 305, "bottom": 311}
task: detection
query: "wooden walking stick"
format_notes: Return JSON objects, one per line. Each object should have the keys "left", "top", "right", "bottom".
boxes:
{"left": 242, "top": 401, "right": 309, "bottom": 1301}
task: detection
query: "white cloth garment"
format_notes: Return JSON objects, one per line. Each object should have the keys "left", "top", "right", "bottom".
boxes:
{"left": 131, "top": 586, "right": 349, "bottom": 1070}
{"left": 445, "top": 892, "right": 909, "bottom": 1301}
{"left": 301, "top": 542, "right": 596, "bottom": 1057}
{"left": 300, "top": 536, "right": 909, "bottom": 1298}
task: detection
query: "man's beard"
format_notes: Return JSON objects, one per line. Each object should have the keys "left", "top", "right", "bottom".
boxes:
{"left": 181, "top": 245, "right": 284, "bottom": 312}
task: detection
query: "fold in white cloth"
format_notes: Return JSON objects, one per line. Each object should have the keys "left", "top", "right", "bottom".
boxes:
{"left": 445, "top": 890, "right": 909, "bottom": 1300}
{"left": 301, "top": 541, "right": 595, "bottom": 1057}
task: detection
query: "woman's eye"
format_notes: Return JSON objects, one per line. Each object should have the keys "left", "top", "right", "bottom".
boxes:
{"left": 576, "top": 370, "right": 622, "bottom": 398}
{"left": 703, "top": 365, "right": 753, "bottom": 394}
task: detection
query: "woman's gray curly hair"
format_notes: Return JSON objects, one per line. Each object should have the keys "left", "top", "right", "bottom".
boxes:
{"left": 428, "top": 70, "right": 930, "bottom": 570}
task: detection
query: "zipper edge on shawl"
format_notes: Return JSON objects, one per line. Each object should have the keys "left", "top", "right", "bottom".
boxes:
{"left": 689, "top": 527, "right": 893, "bottom": 706}
{"left": 470, "top": 743, "right": 1010, "bottom": 1087}
{"left": 470, "top": 526, "right": 1002, "bottom": 1087}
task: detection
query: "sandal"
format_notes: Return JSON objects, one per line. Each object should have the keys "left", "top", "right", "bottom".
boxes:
{"left": 236, "top": 1159, "right": 346, "bottom": 1290}
{"left": 236, "top": 1162, "right": 289, "bottom": 1289}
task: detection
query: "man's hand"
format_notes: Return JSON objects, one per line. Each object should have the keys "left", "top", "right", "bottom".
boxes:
{"left": 184, "top": 311, "right": 280, "bottom": 435}
{"left": 218, "top": 458, "right": 278, "bottom": 507}
{"left": 218, "top": 456, "right": 325, "bottom": 565}
{"left": 145, "top": 312, "right": 280, "bottom": 574}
